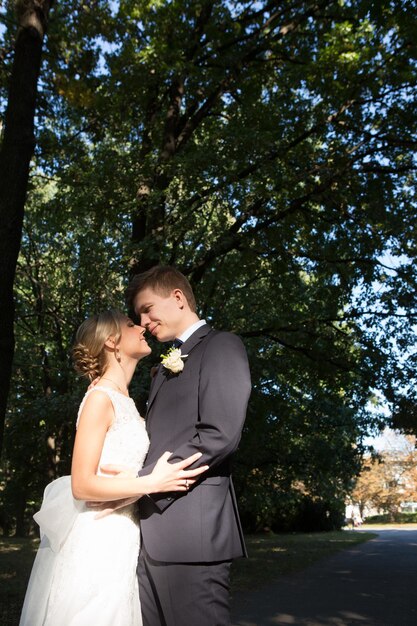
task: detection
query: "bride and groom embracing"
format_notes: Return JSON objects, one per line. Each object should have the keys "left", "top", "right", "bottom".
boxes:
{"left": 20, "top": 265, "right": 252, "bottom": 626}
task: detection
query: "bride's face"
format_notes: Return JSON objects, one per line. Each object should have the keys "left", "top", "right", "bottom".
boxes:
{"left": 117, "top": 318, "right": 152, "bottom": 360}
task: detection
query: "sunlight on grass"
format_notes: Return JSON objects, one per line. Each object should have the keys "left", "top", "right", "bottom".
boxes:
{"left": 2, "top": 544, "right": 26, "bottom": 553}
{"left": 231, "top": 531, "right": 376, "bottom": 592}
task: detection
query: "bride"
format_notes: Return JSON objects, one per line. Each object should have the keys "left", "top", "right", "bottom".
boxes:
{"left": 19, "top": 309, "right": 208, "bottom": 626}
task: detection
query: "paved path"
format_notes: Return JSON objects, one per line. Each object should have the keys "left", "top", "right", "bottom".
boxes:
{"left": 231, "top": 528, "right": 417, "bottom": 626}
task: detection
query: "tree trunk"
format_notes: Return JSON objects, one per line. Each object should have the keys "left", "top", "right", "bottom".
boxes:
{"left": 0, "top": 0, "right": 53, "bottom": 455}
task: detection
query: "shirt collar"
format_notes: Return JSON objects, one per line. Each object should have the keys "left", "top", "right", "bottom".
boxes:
{"left": 177, "top": 319, "right": 206, "bottom": 344}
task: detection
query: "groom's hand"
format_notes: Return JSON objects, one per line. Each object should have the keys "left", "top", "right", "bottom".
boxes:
{"left": 87, "top": 464, "right": 139, "bottom": 519}
{"left": 88, "top": 496, "right": 140, "bottom": 519}
{"left": 87, "top": 376, "right": 100, "bottom": 391}
{"left": 100, "top": 463, "right": 136, "bottom": 478}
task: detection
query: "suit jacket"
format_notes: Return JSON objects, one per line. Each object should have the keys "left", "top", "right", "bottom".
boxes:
{"left": 137, "top": 324, "right": 251, "bottom": 563}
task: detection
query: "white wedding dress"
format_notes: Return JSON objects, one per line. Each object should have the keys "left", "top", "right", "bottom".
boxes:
{"left": 19, "top": 386, "right": 150, "bottom": 626}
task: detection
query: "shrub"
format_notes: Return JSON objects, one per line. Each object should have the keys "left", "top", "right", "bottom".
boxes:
{"left": 365, "top": 512, "right": 417, "bottom": 524}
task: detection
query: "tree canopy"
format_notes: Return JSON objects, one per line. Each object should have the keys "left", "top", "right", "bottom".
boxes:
{"left": 1, "top": 0, "right": 416, "bottom": 534}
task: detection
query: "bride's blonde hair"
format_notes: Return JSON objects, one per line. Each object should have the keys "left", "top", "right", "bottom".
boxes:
{"left": 72, "top": 309, "right": 126, "bottom": 381}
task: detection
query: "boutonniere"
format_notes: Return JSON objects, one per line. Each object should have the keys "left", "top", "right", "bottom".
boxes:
{"left": 161, "top": 347, "right": 188, "bottom": 374}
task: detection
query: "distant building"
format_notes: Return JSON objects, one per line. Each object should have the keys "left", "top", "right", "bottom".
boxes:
{"left": 400, "top": 502, "right": 417, "bottom": 513}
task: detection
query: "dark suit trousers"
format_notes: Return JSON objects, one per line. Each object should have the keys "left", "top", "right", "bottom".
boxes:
{"left": 137, "top": 547, "right": 232, "bottom": 626}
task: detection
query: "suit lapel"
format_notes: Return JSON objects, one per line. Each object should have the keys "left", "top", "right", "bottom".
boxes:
{"left": 180, "top": 323, "right": 212, "bottom": 355}
{"left": 146, "top": 365, "right": 166, "bottom": 414}
{"left": 146, "top": 324, "right": 212, "bottom": 417}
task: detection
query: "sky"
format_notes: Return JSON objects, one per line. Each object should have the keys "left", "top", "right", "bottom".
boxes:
{"left": 364, "top": 427, "right": 414, "bottom": 452}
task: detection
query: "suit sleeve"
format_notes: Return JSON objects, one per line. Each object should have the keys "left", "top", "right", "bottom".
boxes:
{"left": 139, "top": 331, "right": 251, "bottom": 512}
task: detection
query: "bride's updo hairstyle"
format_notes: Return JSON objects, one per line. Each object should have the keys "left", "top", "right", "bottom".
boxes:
{"left": 72, "top": 309, "right": 126, "bottom": 381}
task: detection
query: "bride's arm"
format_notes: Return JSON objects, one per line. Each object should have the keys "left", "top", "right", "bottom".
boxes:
{"left": 71, "top": 391, "right": 207, "bottom": 501}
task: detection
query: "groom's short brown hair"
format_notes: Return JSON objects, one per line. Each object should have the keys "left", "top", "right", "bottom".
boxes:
{"left": 126, "top": 266, "right": 197, "bottom": 313}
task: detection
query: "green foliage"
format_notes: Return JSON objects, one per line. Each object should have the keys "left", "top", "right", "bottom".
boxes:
{"left": 1, "top": 0, "right": 417, "bottom": 533}
{"left": 392, "top": 394, "right": 417, "bottom": 436}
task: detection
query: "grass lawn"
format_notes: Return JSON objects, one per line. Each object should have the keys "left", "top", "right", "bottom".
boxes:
{"left": 231, "top": 530, "right": 376, "bottom": 591}
{"left": 0, "top": 537, "right": 39, "bottom": 626}
{"left": 0, "top": 530, "right": 376, "bottom": 626}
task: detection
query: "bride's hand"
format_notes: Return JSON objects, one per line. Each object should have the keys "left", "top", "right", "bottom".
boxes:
{"left": 148, "top": 451, "right": 209, "bottom": 493}
{"left": 89, "top": 453, "right": 209, "bottom": 518}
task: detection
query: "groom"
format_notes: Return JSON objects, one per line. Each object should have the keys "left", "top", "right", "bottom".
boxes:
{"left": 126, "top": 265, "right": 251, "bottom": 626}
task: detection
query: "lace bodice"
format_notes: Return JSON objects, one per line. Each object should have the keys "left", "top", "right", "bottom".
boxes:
{"left": 77, "top": 386, "right": 149, "bottom": 474}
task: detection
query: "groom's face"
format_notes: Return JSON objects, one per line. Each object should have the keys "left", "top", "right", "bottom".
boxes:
{"left": 133, "top": 287, "right": 184, "bottom": 343}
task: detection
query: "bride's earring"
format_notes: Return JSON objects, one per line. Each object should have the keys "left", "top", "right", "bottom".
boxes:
{"left": 115, "top": 346, "right": 121, "bottom": 363}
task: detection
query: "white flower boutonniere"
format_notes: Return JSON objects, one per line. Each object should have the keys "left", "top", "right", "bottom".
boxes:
{"left": 161, "top": 347, "right": 188, "bottom": 374}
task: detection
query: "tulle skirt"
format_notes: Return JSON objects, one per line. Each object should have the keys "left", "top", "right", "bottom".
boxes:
{"left": 19, "top": 476, "right": 142, "bottom": 626}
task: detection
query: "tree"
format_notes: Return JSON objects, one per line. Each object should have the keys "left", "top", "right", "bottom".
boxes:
{"left": 351, "top": 438, "right": 417, "bottom": 519}
{"left": 1, "top": 0, "right": 417, "bottom": 533}
{"left": 0, "top": 0, "right": 54, "bottom": 453}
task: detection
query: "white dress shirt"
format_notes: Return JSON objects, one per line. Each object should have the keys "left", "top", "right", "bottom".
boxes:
{"left": 177, "top": 319, "right": 207, "bottom": 344}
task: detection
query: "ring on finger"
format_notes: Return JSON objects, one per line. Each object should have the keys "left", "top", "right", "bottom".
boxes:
{"left": 185, "top": 479, "right": 189, "bottom": 489}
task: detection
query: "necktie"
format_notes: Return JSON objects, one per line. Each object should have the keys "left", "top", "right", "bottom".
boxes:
{"left": 172, "top": 338, "right": 183, "bottom": 349}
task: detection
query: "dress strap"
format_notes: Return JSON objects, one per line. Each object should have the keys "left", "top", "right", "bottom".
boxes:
{"left": 76, "top": 386, "right": 117, "bottom": 429}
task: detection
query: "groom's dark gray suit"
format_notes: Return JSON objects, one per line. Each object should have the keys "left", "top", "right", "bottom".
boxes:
{"left": 137, "top": 323, "right": 251, "bottom": 624}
